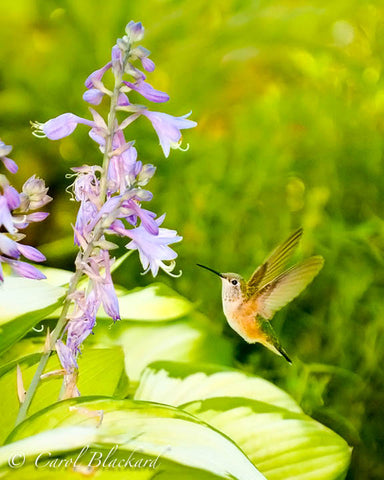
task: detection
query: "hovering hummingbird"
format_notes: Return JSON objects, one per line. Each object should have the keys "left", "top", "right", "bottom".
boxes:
{"left": 197, "top": 228, "right": 324, "bottom": 363}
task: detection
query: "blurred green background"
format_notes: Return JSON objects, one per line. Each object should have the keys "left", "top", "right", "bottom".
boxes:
{"left": 0, "top": 0, "right": 383, "bottom": 478}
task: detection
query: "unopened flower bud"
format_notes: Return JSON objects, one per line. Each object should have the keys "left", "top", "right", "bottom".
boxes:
{"left": 21, "top": 175, "right": 52, "bottom": 211}
{"left": 125, "top": 21, "right": 144, "bottom": 42}
{"left": 137, "top": 164, "right": 156, "bottom": 186}
{"left": 94, "top": 239, "right": 119, "bottom": 250}
{"left": 111, "top": 45, "right": 123, "bottom": 76}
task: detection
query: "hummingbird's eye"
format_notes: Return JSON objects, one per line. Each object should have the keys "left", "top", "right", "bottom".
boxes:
{"left": 231, "top": 279, "right": 238, "bottom": 286}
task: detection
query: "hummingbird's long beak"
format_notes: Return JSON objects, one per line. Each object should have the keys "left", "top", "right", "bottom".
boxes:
{"left": 196, "top": 264, "right": 223, "bottom": 278}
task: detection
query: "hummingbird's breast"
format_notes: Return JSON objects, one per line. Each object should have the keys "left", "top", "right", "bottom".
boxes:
{"left": 223, "top": 297, "right": 265, "bottom": 344}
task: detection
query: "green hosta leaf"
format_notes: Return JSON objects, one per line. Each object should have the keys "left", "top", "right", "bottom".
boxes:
{"left": 0, "top": 347, "right": 126, "bottom": 444}
{"left": 89, "top": 316, "right": 233, "bottom": 382}
{"left": 0, "top": 277, "right": 65, "bottom": 356}
{"left": 100, "top": 283, "right": 194, "bottom": 321}
{"left": 135, "top": 361, "right": 301, "bottom": 413}
{"left": 182, "top": 397, "right": 352, "bottom": 480}
{"left": 1, "top": 397, "right": 265, "bottom": 480}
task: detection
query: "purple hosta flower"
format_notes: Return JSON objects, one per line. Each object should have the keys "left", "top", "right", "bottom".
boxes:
{"left": 123, "top": 80, "right": 169, "bottom": 103}
{"left": 82, "top": 251, "right": 120, "bottom": 321}
{"left": 141, "top": 56, "right": 155, "bottom": 73}
{"left": 72, "top": 165, "right": 101, "bottom": 204}
{"left": 32, "top": 113, "right": 96, "bottom": 141}
{"left": 0, "top": 141, "right": 18, "bottom": 174}
{"left": 83, "top": 88, "right": 105, "bottom": 106}
{"left": 107, "top": 133, "right": 138, "bottom": 194}
{"left": 55, "top": 339, "right": 80, "bottom": 399}
{"left": 142, "top": 111, "right": 197, "bottom": 157}
{"left": 116, "top": 214, "right": 182, "bottom": 276}
{"left": 70, "top": 166, "right": 102, "bottom": 244}
{"left": 56, "top": 339, "right": 78, "bottom": 371}
{"left": 75, "top": 200, "right": 99, "bottom": 245}
{"left": 66, "top": 290, "right": 100, "bottom": 355}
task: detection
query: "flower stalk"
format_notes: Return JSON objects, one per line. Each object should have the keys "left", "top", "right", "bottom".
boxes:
{"left": 15, "top": 20, "right": 197, "bottom": 425}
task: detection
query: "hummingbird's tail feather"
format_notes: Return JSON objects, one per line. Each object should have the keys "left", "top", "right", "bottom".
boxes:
{"left": 275, "top": 343, "right": 292, "bottom": 364}
{"left": 260, "top": 319, "right": 293, "bottom": 364}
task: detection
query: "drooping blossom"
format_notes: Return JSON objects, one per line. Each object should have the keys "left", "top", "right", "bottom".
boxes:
{"left": 142, "top": 111, "right": 197, "bottom": 157}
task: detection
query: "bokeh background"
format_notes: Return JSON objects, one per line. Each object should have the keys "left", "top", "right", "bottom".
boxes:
{"left": 1, "top": 0, "right": 383, "bottom": 478}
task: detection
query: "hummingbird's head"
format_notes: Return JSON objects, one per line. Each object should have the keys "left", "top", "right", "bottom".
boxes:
{"left": 196, "top": 264, "right": 245, "bottom": 302}
{"left": 221, "top": 273, "right": 245, "bottom": 301}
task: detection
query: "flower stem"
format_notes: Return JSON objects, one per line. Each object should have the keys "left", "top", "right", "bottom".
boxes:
{"left": 99, "top": 73, "right": 124, "bottom": 201}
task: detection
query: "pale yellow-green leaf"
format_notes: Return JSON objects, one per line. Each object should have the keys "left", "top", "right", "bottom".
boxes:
{"left": 182, "top": 397, "right": 352, "bottom": 480}
{"left": 1, "top": 398, "right": 265, "bottom": 480}
{"left": 0, "top": 277, "right": 65, "bottom": 356}
{"left": 135, "top": 361, "right": 301, "bottom": 413}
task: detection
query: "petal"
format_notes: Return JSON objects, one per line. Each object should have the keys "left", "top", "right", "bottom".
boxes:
{"left": 125, "top": 21, "right": 145, "bottom": 42}
{"left": 9, "top": 260, "right": 46, "bottom": 280}
{"left": 124, "top": 80, "right": 169, "bottom": 103}
{"left": 25, "top": 212, "right": 49, "bottom": 222}
{"left": 42, "top": 113, "right": 81, "bottom": 140}
{"left": 17, "top": 244, "right": 46, "bottom": 262}
{"left": 141, "top": 57, "right": 155, "bottom": 72}
{"left": 0, "top": 234, "right": 19, "bottom": 258}
{"left": 84, "top": 62, "right": 112, "bottom": 89}
{"left": 0, "top": 196, "right": 16, "bottom": 233}
{"left": 4, "top": 186, "right": 20, "bottom": 210}
{"left": 1, "top": 156, "right": 18, "bottom": 174}
{"left": 117, "top": 92, "right": 130, "bottom": 106}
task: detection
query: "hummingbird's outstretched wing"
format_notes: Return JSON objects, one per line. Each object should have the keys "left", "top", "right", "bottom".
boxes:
{"left": 256, "top": 255, "right": 324, "bottom": 320}
{"left": 247, "top": 228, "right": 303, "bottom": 295}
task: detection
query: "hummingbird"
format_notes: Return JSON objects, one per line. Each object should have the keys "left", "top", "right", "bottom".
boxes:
{"left": 197, "top": 228, "right": 324, "bottom": 363}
